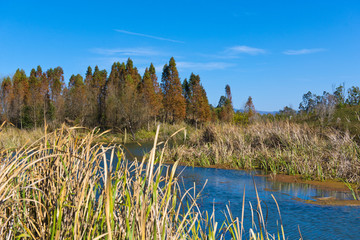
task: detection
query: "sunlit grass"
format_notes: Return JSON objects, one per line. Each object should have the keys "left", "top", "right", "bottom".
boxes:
{"left": 0, "top": 124, "right": 292, "bottom": 239}
{"left": 164, "top": 122, "right": 360, "bottom": 185}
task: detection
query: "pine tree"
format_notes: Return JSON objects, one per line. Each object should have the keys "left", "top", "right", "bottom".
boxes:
{"left": 161, "top": 57, "right": 186, "bottom": 122}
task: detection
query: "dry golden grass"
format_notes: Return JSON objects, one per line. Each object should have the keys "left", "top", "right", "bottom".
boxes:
{"left": 0, "top": 123, "right": 290, "bottom": 239}
{"left": 165, "top": 122, "right": 360, "bottom": 184}
{"left": 0, "top": 125, "right": 45, "bottom": 149}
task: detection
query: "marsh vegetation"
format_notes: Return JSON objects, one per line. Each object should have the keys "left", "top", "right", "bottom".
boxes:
{"left": 164, "top": 122, "right": 360, "bottom": 187}
{"left": 0, "top": 125, "right": 292, "bottom": 239}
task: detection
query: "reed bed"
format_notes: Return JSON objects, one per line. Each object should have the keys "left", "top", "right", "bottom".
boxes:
{"left": 0, "top": 124, "right": 291, "bottom": 239}
{"left": 165, "top": 122, "right": 360, "bottom": 184}
{"left": 0, "top": 125, "right": 45, "bottom": 149}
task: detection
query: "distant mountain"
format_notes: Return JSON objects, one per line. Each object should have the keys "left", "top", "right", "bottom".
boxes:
{"left": 257, "top": 110, "right": 278, "bottom": 115}
{"left": 234, "top": 109, "right": 278, "bottom": 115}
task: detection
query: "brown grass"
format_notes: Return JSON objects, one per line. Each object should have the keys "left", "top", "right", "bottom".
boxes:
{"left": 0, "top": 123, "right": 289, "bottom": 239}
{"left": 164, "top": 122, "right": 360, "bottom": 184}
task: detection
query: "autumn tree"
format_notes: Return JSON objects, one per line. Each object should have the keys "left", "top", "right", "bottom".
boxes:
{"left": 38, "top": 67, "right": 52, "bottom": 125}
{"left": 94, "top": 66, "right": 108, "bottom": 125}
{"left": 11, "top": 69, "right": 29, "bottom": 128}
{"left": 105, "top": 62, "right": 126, "bottom": 127}
{"left": 47, "top": 67, "right": 65, "bottom": 123}
{"left": 28, "top": 68, "right": 43, "bottom": 127}
{"left": 0, "top": 77, "right": 13, "bottom": 122}
{"left": 27, "top": 66, "right": 50, "bottom": 127}
{"left": 65, "top": 74, "right": 86, "bottom": 124}
{"left": 182, "top": 78, "right": 191, "bottom": 119}
{"left": 47, "top": 67, "right": 64, "bottom": 102}
{"left": 84, "top": 66, "right": 93, "bottom": 86}
{"left": 218, "top": 84, "right": 234, "bottom": 122}
{"left": 244, "top": 96, "right": 255, "bottom": 118}
{"left": 161, "top": 57, "right": 186, "bottom": 122}
{"left": 83, "top": 66, "right": 96, "bottom": 126}
{"left": 106, "top": 59, "right": 146, "bottom": 135}
{"left": 125, "top": 58, "right": 142, "bottom": 87}
{"left": 149, "top": 63, "right": 163, "bottom": 116}
{"left": 83, "top": 66, "right": 107, "bottom": 126}
{"left": 117, "top": 59, "right": 146, "bottom": 136}
{"left": 186, "top": 73, "right": 210, "bottom": 126}
{"left": 142, "top": 63, "right": 163, "bottom": 126}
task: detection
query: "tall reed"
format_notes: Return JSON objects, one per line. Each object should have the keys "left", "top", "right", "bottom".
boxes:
{"left": 0, "top": 124, "right": 290, "bottom": 239}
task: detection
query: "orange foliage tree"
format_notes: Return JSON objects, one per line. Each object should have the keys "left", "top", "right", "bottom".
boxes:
{"left": 161, "top": 57, "right": 186, "bottom": 122}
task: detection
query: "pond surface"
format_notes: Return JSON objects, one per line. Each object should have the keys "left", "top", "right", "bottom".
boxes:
{"left": 123, "top": 142, "right": 360, "bottom": 240}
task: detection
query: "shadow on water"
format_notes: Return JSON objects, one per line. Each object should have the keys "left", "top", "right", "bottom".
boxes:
{"left": 108, "top": 142, "right": 360, "bottom": 240}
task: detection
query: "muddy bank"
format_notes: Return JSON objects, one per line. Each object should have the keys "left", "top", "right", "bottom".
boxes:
{"left": 258, "top": 173, "right": 351, "bottom": 192}
{"left": 259, "top": 174, "right": 360, "bottom": 206}
{"left": 296, "top": 197, "right": 360, "bottom": 206}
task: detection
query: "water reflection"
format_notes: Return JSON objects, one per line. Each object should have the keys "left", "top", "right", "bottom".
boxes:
{"left": 122, "top": 143, "right": 360, "bottom": 240}
{"left": 264, "top": 179, "right": 354, "bottom": 201}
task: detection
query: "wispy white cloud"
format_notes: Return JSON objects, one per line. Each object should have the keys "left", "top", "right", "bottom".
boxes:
{"left": 197, "top": 45, "right": 266, "bottom": 60}
{"left": 283, "top": 48, "right": 326, "bottom": 55}
{"left": 114, "top": 29, "right": 184, "bottom": 43}
{"left": 177, "top": 61, "right": 235, "bottom": 71}
{"left": 91, "top": 47, "right": 159, "bottom": 56}
{"left": 226, "top": 45, "right": 266, "bottom": 55}
{"left": 89, "top": 57, "right": 129, "bottom": 66}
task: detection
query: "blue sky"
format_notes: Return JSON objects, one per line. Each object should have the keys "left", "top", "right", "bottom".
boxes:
{"left": 0, "top": 0, "right": 359, "bottom": 111}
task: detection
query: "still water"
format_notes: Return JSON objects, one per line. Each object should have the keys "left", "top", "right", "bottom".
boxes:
{"left": 123, "top": 142, "right": 360, "bottom": 240}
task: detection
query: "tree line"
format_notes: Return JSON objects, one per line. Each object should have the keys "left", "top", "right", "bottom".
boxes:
{"left": 0, "top": 57, "right": 236, "bottom": 133}
{"left": 276, "top": 84, "right": 360, "bottom": 120}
